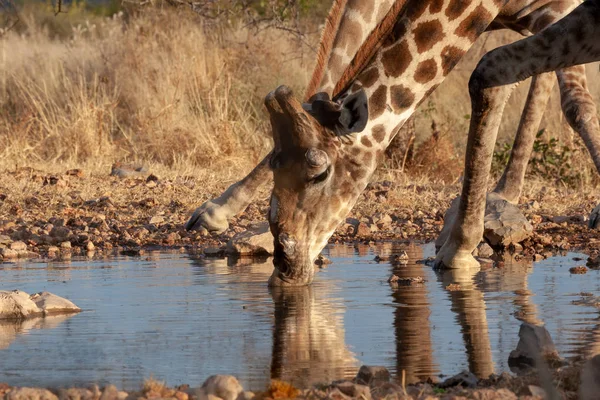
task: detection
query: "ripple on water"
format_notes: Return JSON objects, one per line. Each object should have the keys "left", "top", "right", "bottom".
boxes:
{"left": 0, "top": 243, "right": 599, "bottom": 390}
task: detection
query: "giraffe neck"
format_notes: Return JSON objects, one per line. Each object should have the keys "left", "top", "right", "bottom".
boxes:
{"left": 336, "top": 0, "right": 507, "bottom": 169}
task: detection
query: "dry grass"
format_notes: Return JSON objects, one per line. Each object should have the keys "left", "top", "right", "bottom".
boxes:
{"left": 0, "top": 5, "right": 314, "bottom": 178}
{"left": 1, "top": 4, "right": 600, "bottom": 191}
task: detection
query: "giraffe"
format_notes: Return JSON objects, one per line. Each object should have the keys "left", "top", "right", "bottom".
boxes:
{"left": 436, "top": 0, "right": 600, "bottom": 268}
{"left": 186, "top": 0, "right": 600, "bottom": 286}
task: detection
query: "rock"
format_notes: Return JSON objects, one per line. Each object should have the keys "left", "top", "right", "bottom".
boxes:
{"left": 469, "top": 389, "right": 517, "bottom": 400}
{"left": 476, "top": 242, "right": 494, "bottom": 258}
{"left": 484, "top": 195, "right": 533, "bottom": 248}
{"left": 508, "top": 323, "right": 560, "bottom": 369}
{"left": 57, "top": 388, "right": 95, "bottom": 400}
{"left": 580, "top": 354, "right": 600, "bottom": 400}
{"left": 149, "top": 216, "right": 165, "bottom": 225}
{"left": 85, "top": 241, "right": 95, "bottom": 251}
{"left": 388, "top": 275, "right": 426, "bottom": 286}
{"left": 333, "top": 382, "right": 371, "bottom": 400}
{"left": 201, "top": 375, "right": 243, "bottom": 400}
{"left": 569, "top": 266, "right": 587, "bottom": 274}
{"left": 326, "top": 388, "right": 350, "bottom": 400}
{"left": 6, "top": 387, "right": 58, "bottom": 400}
{"left": 110, "top": 163, "right": 148, "bottom": 178}
{"left": 51, "top": 226, "right": 71, "bottom": 240}
{"left": 439, "top": 370, "right": 478, "bottom": 388}
{"left": 99, "top": 385, "right": 119, "bottom": 400}
{"left": 236, "top": 392, "right": 254, "bottom": 400}
{"left": 437, "top": 194, "right": 533, "bottom": 250}
{"left": 225, "top": 222, "right": 273, "bottom": 256}
{"left": 60, "top": 241, "right": 72, "bottom": 249}
{"left": 355, "top": 365, "right": 391, "bottom": 386}
{"left": 9, "top": 241, "right": 27, "bottom": 252}
{"left": 392, "top": 251, "right": 409, "bottom": 264}
{"left": 526, "top": 385, "right": 547, "bottom": 398}
{"left": 315, "top": 254, "right": 332, "bottom": 267}
{"left": 0, "top": 290, "right": 42, "bottom": 320}
{"left": 30, "top": 292, "right": 81, "bottom": 315}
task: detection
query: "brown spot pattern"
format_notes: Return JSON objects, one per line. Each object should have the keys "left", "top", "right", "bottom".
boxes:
{"left": 369, "top": 85, "right": 388, "bottom": 119}
{"left": 440, "top": 45, "right": 465, "bottom": 76}
{"left": 429, "top": 0, "right": 444, "bottom": 14}
{"left": 406, "top": 1, "right": 429, "bottom": 20}
{"left": 390, "top": 85, "right": 415, "bottom": 113}
{"left": 382, "top": 40, "right": 412, "bottom": 77}
{"left": 445, "top": 0, "right": 472, "bottom": 21}
{"left": 413, "top": 20, "right": 445, "bottom": 53}
{"left": 372, "top": 124, "right": 386, "bottom": 143}
{"left": 455, "top": 5, "right": 493, "bottom": 43}
{"left": 531, "top": 14, "right": 556, "bottom": 33}
{"left": 360, "top": 136, "right": 373, "bottom": 148}
{"left": 358, "top": 67, "right": 379, "bottom": 88}
{"left": 414, "top": 59, "right": 438, "bottom": 83}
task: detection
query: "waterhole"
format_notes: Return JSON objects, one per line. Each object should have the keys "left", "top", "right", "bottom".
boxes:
{"left": 0, "top": 242, "right": 598, "bottom": 390}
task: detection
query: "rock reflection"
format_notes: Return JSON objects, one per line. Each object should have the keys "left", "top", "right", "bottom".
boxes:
{"left": 0, "top": 313, "right": 78, "bottom": 350}
{"left": 270, "top": 286, "right": 357, "bottom": 388}
{"left": 388, "top": 243, "right": 438, "bottom": 384}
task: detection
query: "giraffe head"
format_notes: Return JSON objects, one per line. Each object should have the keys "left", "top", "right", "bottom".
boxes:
{"left": 266, "top": 85, "right": 369, "bottom": 286}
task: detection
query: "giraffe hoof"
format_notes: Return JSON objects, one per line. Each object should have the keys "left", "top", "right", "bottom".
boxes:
{"left": 185, "top": 200, "right": 230, "bottom": 233}
{"left": 589, "top": 204, "right": 600, "bottom": 229}
{"left": 434, "top": 246, "right": 481, "bottom": 270}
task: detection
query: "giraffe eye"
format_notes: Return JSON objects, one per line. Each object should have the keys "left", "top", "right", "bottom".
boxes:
{"left": 309, "top": 166, "right": 331, "bottom": 184}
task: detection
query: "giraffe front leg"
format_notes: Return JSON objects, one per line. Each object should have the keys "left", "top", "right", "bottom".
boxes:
{"left": 435, "top": 68, "right": 516, "bottom": 269}
{"left": 185, "top": 153, "right": 272, "bottom": 233}
{"left": 436, "top": 73, "right": 553, "bottom": 251}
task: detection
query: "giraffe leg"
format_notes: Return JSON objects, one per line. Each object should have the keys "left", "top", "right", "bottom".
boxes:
{"left": 555, "top": 66, "right": 600, "bottom": 229}
{"left": 492, "top": 72, "right": 555, "bottom": 203}
{"left": 436, "top": 73, "right": 554, "bottom": 251}
{"left": 435, "top": 75, "right": 516, "bottom": 269}
{"left": 185, "top": 153, "right": 272, "bottom": 233}
{"left": 436, "top": 0, "right": 600, "bottom": 269}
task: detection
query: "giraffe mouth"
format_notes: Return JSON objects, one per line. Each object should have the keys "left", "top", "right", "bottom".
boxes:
{"left": 269, "top": 242, "right": 315, "bottom": 287}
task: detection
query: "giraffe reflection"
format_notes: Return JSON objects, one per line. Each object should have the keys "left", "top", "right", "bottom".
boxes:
{"left": 270, "top": 286, "right": 357, "bottom": 388}
{"left": 388, "top": 243, "right": 438, "bottom": 384}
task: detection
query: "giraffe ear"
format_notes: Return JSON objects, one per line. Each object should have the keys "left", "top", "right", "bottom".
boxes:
{"left": 304, "top": 89, "right": 368, "bottom": 135}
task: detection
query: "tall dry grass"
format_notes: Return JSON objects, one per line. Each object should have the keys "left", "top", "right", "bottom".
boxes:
{"left": 1, "top": 4, "right": 599, "bottom": 188}
{"left": 0, "top": 5, "right": 314, "bottom": 176}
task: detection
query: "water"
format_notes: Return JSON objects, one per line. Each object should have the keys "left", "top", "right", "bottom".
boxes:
{"left": 0, "top": 243, "right": 599, "bottom": 391}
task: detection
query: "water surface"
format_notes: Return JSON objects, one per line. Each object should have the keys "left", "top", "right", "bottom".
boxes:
{"left": 0, "top": 243, "right": 599, "bottom": 390}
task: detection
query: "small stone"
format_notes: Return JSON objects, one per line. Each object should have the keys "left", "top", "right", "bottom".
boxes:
{"left": 6, "top": 387, "right": 58, "bottom": 400}
{"left": 355, "top": 365, "right": 390, "bottom": 386}
{"left": 374, "top": 255, "right": 390, "bottom": 262}
{"left": 201, "top": 375, "right": 243, "bottom": 400}
{"left": 569, "top": 266, "right": 588, "bottom": 274}
{"left": 392, "top": 251, "right": 409, "bottom": 264}
{"left": 476, "top": 242, "right": 494, "bottom": 258}
{"left": 355, "top": 222, "right": 371, "bottom": 237}
{"left": 9, "top": 241, "right": 27, "bottom": 252}
{"left": 225, "top": 222, "right": 273, "bottom": 256}
{"left": 446, "top": 283, "right": 461, "bottom": 291}
{"left": 315, "top": 254, "right": 332, "bottom": 267}
{"left": 439, "top": 370, "right": 478, "bottom": 388}
{"left": 527, "top": 385, "right": 547, "bottom": 398}
{"left": 508, "top": 323, "right": 560, "bottom": 370}
{"left": 60, "top": 241, "right": 72, "bottom": 249}
{"left": 99, "top": 384, "right": 119, "bottom": 400}
{"left": 30, "top": 292, "right": 81, "bottom": 315}
{"left": 334, "top": 382, "right": 371, "bottom": 400}
{"left": 57, "top": 388, "right": 95, "bottom": 400}
{"left": 86, "top": 241, "right": 95, "bottom": 251}
{"left": 48, "top": 246, "right": 60, "bottom": 253}
{"left": 533, "top": 254, "right": 544, "bottom": 262}
{"left": 149, "top": 216, "right": 164, "bottom": 225}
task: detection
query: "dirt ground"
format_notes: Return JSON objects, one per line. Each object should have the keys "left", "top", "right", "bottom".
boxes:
{"left": 0, "top": 165, "right": 599, "bottom": 265}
